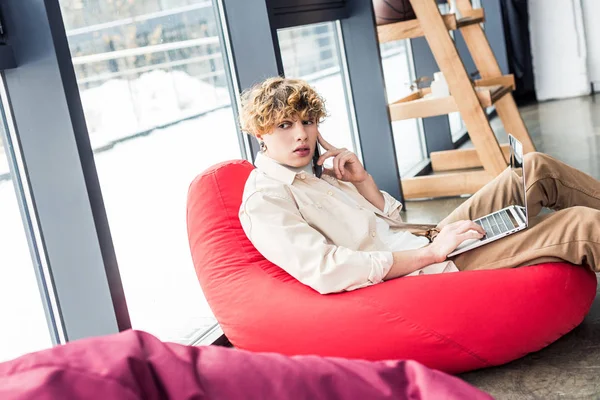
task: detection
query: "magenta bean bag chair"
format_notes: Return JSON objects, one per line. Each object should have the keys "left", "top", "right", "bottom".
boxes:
{"left": 0, "top": 330, "right": 492, "bottom": 399}
{"left": 186, "top": 160, "right": 597, "bottom": 374}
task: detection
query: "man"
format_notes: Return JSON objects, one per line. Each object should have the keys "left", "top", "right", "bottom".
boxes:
{"left": 238, "top": 77, "right": 600, "bottom": 294}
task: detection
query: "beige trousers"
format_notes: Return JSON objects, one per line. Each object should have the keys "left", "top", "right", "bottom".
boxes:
{"left": 437, "top": 152, "right": 600, "bottom": 272}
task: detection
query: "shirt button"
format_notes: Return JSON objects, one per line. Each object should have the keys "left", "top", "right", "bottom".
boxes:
{"left": 327, "top": 191, "right": 333, "bottom": 196}
{"left": 299, "top": 173, "right": 306, "bottom": 180}
{"left": 371, "top": 231, "right": 376, "bottom": 238}
{"left": 316, "top": 203, "right": 322, "bottom": 209}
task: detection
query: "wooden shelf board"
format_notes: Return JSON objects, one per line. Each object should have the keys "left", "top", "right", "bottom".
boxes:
{"left": 454, "top": 9, "right": 486, "bottom": 29}
{"left": 474, "top": 75, "right": 515, "bottom": 91}
{"left": 389, "top": 80, "right": 512, "bottom": 121}
{"left": 401, "top": 170, "right": 493, "bottom": 200}
{"left": 377, "top": 8, "right": 484, "bottom": 43}
{"left": 431, "top": 144, "right": 510, "bottom": 172}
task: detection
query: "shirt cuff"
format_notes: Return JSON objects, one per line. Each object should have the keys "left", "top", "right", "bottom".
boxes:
{"left": 382, "top": 194, "right": 392, "bottom": 214}
{"left": 380, "top": 191, "right": 403, "bottom": 220}
{"left": 343, "top": 251, "right": 393, "bottom": 292}
{"left": 367, "top": 251, "right": 394, "bottom": 284}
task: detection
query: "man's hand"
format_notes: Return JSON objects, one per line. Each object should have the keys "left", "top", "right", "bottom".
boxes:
{"left": 316, "top": 132, "right": 368, "bottom": 183}
{"left": 427, "top": 220, "right": 486, "bottom": 262}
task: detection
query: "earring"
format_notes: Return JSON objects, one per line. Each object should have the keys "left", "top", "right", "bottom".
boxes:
{"left": 259, "top": 141, "right": 267, "bottom": 152}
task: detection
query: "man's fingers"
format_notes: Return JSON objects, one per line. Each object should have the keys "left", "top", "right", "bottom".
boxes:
{"left": 317, "top": 149, "right": 343, "bottom": 165}
{"left": 459, "top": 230, "right": 485, "bottom": 242}
{"left": 317, "top": 132, "right": 336, "bottom": 151}
{"left": 317, "top": 150, "right": 333, "bottom": 165}
{"left": 332, "top": 152, "right": 344, "bottom": 178}
{"left": 445, "top": 220, "right": 467, "bottom": 231}
{"left": 454, "top": 220, "right": 485, "bottom": 235}
{"left": 467, "top": 221, "right": 486, "bottom": 235}
{"left": 336, "top": 151, "right": 354, "bottom": 178}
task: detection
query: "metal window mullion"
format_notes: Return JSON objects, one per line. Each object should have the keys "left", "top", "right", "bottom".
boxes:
{"left": 220, "top": 0, "right": 282, "bottom": 162}
{"left": 213, "top": 0, "right": 249, "bottom": 161}
{"left": 334, "top": 20, "right": 362, "bottom": 163}
{"left": 0, "top": 74, "right": 65, "bottom": 346}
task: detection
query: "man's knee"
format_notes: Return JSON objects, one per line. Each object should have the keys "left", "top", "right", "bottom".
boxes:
{"left": 524, "top": 152, "right": 555, "bottom": 179}
{"left": 570, "top": 205, "right": 599, "bottom": 215}
{"left": 524, "top": 151, "right": 552, "bottom": 165}
{"left": 563, "top": 206, "right": 600, "bottom": 227}
{"left": 537, "top": 207, "right": 598, "bottom": 243}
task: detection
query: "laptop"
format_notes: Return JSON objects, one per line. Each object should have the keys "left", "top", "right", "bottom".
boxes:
{"left": 447, "top": 134, "right": 528, "bottom": 257}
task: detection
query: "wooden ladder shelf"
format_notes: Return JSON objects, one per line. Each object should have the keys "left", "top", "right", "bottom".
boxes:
{"left": 378, "top": 0, "right": 536, "bottom": 200}
{"left": 377, "top": 8, "right": 485, "bottom": 42}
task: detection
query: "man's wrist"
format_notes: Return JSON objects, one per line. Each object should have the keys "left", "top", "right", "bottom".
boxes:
{"left": 424, "top": 244, "right": 444, "bottom": 264}
{"left": 352, "top": 172, "right": 372, "bottom": 187}
{"left": 387, "top": 247, "right": 441, "bottom": 280}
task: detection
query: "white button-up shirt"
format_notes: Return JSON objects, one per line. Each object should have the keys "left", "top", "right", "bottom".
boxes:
{"left": 239, "top": 153, "right": 456, "bottom": 294}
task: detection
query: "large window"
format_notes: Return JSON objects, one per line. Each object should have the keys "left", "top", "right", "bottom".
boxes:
{"left": 380, "top": 40, "right": 427, "bottom": 175}
{"left": 278, "top": 21, "right": 427, "bottom": 176}
{"left": 58, "top": 0, "right": 241, "bottom": 343}
{"left": 278, "top": 22, "right": 358, "bottom": 157}
{"left": 0, "top": 88, "right": 52, "bottom": 362}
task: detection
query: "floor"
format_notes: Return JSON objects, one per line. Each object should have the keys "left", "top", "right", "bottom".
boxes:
{"left": 401, "top": 94, "right": 600, "bottom": 399}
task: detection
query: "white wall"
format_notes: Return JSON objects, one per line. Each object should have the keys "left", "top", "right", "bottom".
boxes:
{"left": 528, "top": 0, "right": 590, "bottom": 100}
{"left": 582, "top": 0, "right": 600, "bottom": 89}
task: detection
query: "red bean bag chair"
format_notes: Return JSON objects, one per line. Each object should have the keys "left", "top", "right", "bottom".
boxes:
{"left": 187, "top": 160, "right": 597, "bottom": 374}
{"left": 0, "top": 330, "right": 492, "bottom": 400}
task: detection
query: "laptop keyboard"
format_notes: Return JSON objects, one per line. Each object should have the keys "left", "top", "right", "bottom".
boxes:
{"left": 474, "top": 210, "right": 517, "bottom": 240}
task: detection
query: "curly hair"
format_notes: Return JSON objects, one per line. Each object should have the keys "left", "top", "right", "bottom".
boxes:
{"left": 239, "top": 76, "right": 328, "bottom": 137}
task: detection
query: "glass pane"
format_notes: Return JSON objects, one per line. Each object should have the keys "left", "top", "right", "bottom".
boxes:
{"left": 449, "top": 111, "right": 464, "bottom": 141}
{"left": 0, "top": 96, "right": 52, "bottom": 361}
{"left": 445, "top": 0, "right": 484, "bottom": 142}
{"left": 278, "top": 22, "right": 357, "bottom": 155}
{"left": 437, "top": 2, "right": 467, "bottom": 142}
{"left": 380, "top": 40, "right": 427, "bottom": 175}
{"left": 59, "top": 0, "right": 241, "bottom": 343}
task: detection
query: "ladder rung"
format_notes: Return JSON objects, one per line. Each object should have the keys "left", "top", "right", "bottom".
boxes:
{"left": 377, "top": 8, "right": 485, "bottom": 43}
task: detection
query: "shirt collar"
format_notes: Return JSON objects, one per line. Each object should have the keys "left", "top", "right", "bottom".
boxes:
{"left": 255, "top": 152, "right": 313, "bottom": 185}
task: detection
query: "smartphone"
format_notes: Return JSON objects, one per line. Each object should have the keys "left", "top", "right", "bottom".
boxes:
{"left": 312, "top": 145, "right": 322, "bottom": 178}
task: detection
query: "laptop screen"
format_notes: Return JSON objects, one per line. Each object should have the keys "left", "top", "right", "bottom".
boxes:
{"left": 509, "top": 134, "right": 527, "bottom": 221}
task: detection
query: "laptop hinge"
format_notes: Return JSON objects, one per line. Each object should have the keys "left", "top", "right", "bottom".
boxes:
{"left": 514, "top": 206, "right": 526, "bottom": 225}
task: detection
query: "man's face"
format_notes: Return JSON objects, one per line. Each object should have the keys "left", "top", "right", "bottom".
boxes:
{"left": 258, "top": 116, "right": 319, "bottom": 168}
